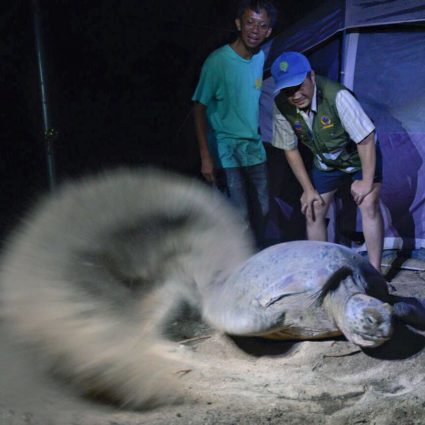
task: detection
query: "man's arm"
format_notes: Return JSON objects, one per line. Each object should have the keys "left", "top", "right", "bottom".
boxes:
{"left": 271, "top": 104, "right": 324, "bottom": 219}
{"left": 335, "top": 90, "right": 377, "bottom": 205}
{"left": 285, "top": 148, "right": 324, "bottom": 219}
{"left": 193, "top": 102, "right": 215, "bottom": 183}
{"left": 351, "top": 131, "right": 376, "bottom": 205}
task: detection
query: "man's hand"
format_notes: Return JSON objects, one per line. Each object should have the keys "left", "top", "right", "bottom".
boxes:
{"left": 201, "top": 155, "right": 215, "bottom": 183}
{"left": 351, "top": 179, "right": 373, "bottom": 205}
{"left": 193, "top": 102, "right": 215, "bottom": 183}
{"left": 300, "top": 189, "right": 325, "bottom": 220}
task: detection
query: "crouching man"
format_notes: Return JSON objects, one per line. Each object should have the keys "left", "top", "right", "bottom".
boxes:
{"left": 271, "top": 51, "right": 384, "bottom": 271}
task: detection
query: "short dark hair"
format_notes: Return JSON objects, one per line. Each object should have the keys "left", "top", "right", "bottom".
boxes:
{"left": 236, "top": 0, "right": 277, "bottom": 27}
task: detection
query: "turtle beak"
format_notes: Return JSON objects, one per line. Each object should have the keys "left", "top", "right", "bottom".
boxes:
{"left": 350, "top": 322, "right": 394, "bottom": 348}
{"left": 349, "top": 335, "right": 387, "bottom": 348}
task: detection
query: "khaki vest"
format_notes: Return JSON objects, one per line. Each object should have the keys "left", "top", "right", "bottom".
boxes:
{"left": 275, "top": 76, "right": 361, "bottom": 172}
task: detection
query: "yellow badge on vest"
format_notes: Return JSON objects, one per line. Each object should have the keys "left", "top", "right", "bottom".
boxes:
{"left": 320, "top": 115, "right": 334, "bottom": 129}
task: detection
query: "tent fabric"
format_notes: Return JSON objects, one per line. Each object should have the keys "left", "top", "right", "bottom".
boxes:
{"left": 261, "top": 0, "right": 425, "bottom": 250}
{"left": 346, "top": 0, "right": 425, "bottom": 27}
{"left": 265, "top": 0, "right": 345, "bottom": 70}
{"left": 265, "top": 0, "right": 425, "bottom": 70}
{"left": 353, "top": 29, "right": 425, "bottom": 250}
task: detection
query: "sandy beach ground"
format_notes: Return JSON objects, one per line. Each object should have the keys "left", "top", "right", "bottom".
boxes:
{"left": 1, "top": 263, "right": 424, "bottom": 425}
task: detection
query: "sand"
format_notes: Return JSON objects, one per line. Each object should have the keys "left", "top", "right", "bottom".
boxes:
{"left": 1, "top": 266, "right": 424, "bottom": 425}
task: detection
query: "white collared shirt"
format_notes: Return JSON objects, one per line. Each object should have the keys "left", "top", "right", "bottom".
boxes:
{"left": 271, "top": 86, "right": 375, "bottom": 157}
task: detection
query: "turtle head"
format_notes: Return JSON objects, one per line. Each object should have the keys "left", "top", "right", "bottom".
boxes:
{"left": 343, "top": 294, "right": 393, "bottom": 348}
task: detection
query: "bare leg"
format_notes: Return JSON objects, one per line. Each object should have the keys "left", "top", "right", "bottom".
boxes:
{"left": 306, "top": 190, "right": 337, "bottom": 241}
{"left": 357, "top": 183, "right": 384, "bottom": 272}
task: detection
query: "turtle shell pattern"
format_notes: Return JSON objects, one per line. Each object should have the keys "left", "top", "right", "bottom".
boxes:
{"left": 203, "top": 240, "right": 389, "bottom": 340}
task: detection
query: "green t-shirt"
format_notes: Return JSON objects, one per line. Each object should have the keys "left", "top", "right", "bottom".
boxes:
{"left": 192, "top": 44, "right": 266, "bottom": 169}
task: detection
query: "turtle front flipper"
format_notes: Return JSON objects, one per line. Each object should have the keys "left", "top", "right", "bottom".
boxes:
{"left": 390, "top": 296, "right": 425, "bottom": 330}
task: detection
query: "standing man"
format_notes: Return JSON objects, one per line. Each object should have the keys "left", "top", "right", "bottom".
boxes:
{"left": 271, "top": 51, "right": 384, "bottom": 271}
{"left": 192, "top": 0, "right": 277, "bottom": 248}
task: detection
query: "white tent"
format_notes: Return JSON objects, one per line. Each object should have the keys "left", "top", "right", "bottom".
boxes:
{"left": 261, "top": 0, "right": 425, "bottom": 250}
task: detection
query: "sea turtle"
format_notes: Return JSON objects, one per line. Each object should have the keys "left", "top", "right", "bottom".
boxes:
{"left": 1, "top": 168, "right": 424, "bottom": 407}
{"left": 203, "top": 240, "right": 425, "bottom": 348}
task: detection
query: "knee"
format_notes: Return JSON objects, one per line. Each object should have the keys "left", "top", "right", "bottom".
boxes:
{"left": 305, "top": 201, "right": 328, "bottom": 223}
{"left": 259, "top": 194, "right": 270, "bottom": 217}
{"left": 359, "top": 195, "right": 380, "bottom": 219}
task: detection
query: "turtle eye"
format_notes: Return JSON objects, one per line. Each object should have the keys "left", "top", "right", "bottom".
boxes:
{"left": 366, "top": 316, "right": 375, "bottom": 325}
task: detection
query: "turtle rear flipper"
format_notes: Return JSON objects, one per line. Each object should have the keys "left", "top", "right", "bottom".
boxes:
{"left": 391, "top": 296, "right": 425, "bottom": 330}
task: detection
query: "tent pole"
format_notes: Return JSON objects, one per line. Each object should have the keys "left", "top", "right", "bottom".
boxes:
{"left": 340, "top": 29, "right": 359, "bottom": 90}
{"left": 339, "top": 30, "right": 347, "bottom": 83}
{"left": 31, "top": 0, "right": 56, "bottom": 191}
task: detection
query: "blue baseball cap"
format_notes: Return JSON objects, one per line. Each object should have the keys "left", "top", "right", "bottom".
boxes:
{"left": 271, "top": 51, "right": 312, "bottom": 94}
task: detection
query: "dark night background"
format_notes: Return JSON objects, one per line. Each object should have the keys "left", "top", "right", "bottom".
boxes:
{"left": 2, "top": 0, "right": 320, "bottom": 235}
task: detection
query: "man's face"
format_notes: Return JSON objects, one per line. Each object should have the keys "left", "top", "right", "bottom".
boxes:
{"left": 235, "top": 8, "right": 272, "bottom": 50}
{"left": 282, "top": 72, "right": 316, "bottom": 111}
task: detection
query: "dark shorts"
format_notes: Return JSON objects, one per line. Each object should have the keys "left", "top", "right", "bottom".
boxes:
{"left": 311, "top": 144, "right": 383, "bottom": 194}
